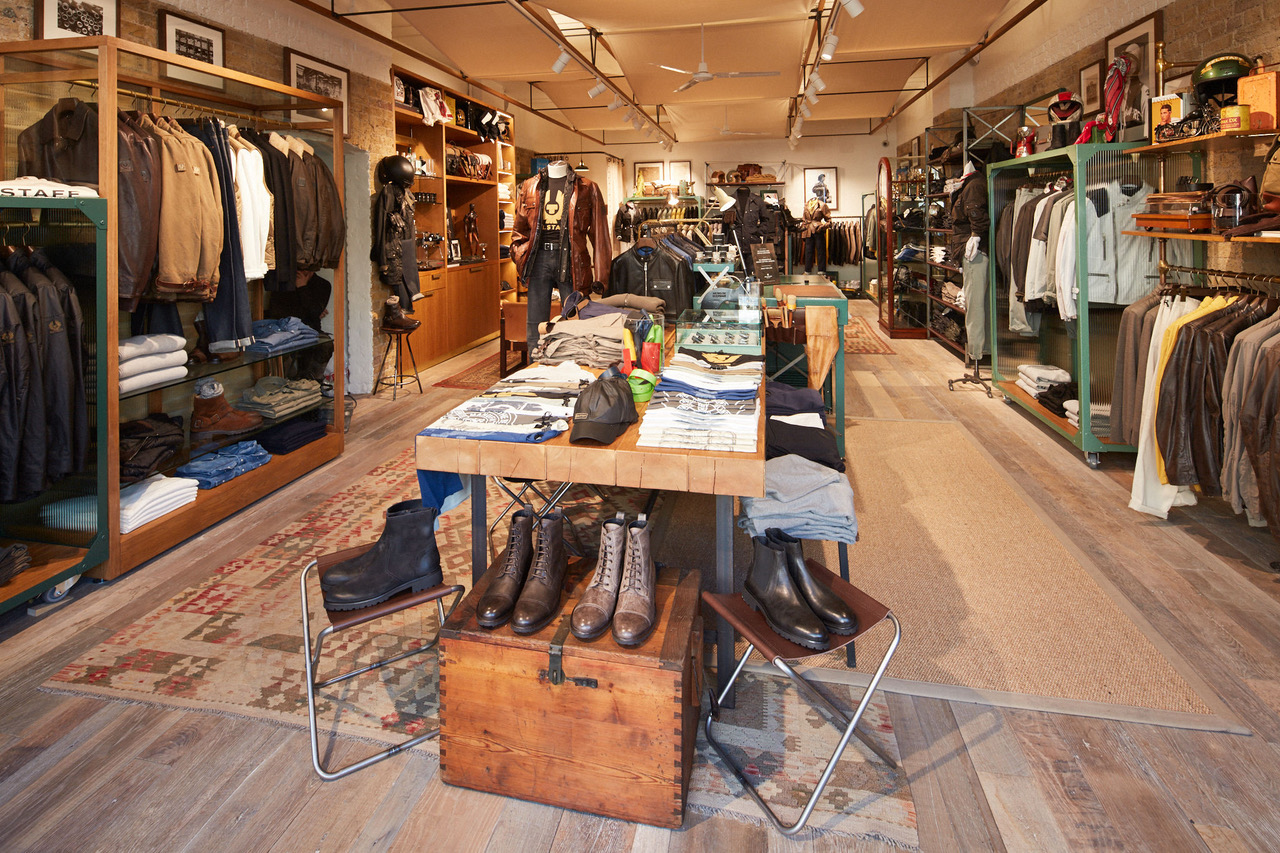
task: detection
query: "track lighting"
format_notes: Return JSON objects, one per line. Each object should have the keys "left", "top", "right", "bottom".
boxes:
{"left": 821, "top": 32, "right": 839, "bottom": 61}
{"left": 587, "top": 79, "right": 607, "bottom": 99}
{"left": 839, "top": 0, "right": 865, "bottom": 18}
{"left": 793, "top": 115, "right": 804, "bottom": 133}
{"left": 624, "top": 107, "right": 635, "bottom": 122}
{"left": 810, "top": 70, "right": 826, "bottom": 92}
{"left": 787, "top": 136, "right": 799, "bottom": 150}
{"left": 551, "top": 48, "right": 571, "bottom": 74}
{"left": 805, "top": 88, "right": 819, "bottom": 106}
{"left": 607, "top": 96, "right": 624, "bottom": 111}
{"left": 643, "top": 125, "right": 654, "bottom": 138}
{"left": 632, "top": 117, "right": 643, "bottom": 131}
{"left": 799, "top": 100, "right": 811, "bottom": 118}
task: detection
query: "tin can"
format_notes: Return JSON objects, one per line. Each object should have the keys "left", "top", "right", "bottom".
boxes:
{"left": 1221, "top": 105, "right": 1251, "bottom": 131}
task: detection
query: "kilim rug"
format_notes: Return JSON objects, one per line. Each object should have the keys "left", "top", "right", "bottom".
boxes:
{"left": 844, "top": 316, "right": 895, "bottom": 355}
{"left": 42, "top": 450, "right": 917, "bottom": 842}
{"left": 433, "top": 353, "right": 505, "bottom": 389}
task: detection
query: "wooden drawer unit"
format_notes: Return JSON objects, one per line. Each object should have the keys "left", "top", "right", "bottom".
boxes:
{"left": 446, "top": 262, "right": 499, "bottom": 352}
{"left": 439, "top": 560, "right": 702, "bottom": 828}
{"left": 406, "top": 286, "right": 448, "bottom": 366}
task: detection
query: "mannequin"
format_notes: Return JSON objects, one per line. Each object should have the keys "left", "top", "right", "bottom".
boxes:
{"left": 800, "top": 195, "right": 831, "bottom": 273}
{"left": 949, "top": 154, "right": 989, "bottom": 360}
{"left": 511, "top": 158, "right": 612, "bottom": 348}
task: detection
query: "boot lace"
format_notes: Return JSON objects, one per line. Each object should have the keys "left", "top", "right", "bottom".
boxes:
{"left": 528, "top": 527, "right": 555, "bottom": 581}
{"left": 498, "top": 517, "right": 530, "bottom": 578}
{"left": 621, "top": 535, "right": 649, "bottom": 594}
{"left": 588, "top": 526, "right": 622, "bottom": 590}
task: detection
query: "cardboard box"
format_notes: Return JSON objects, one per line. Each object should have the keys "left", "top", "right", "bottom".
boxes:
{"left": 1238, "top": 72, "right": 1277, "bottom": 131}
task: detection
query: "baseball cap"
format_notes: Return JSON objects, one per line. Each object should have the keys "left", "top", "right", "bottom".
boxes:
{"left": 571, "top": 368, "right": 638, "bottom": 445}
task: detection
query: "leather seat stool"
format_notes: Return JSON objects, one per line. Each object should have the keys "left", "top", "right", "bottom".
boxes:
{"left": 375, "top": 326, "right": 423, "bottom": 399}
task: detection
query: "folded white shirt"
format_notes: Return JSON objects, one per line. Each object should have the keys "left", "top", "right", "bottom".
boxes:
{"left": 120, "top": 333, "right": 188, "bottom": 362}
{"left": 118, "top": 349, "right": 188, "bottom": 380}
{"left": 769, "top": 412, "right": 825, "bottom": 429}
{"left": 119, "top": 365, "right": 189, "bottom": 395}
{"left": 1015, "top": 377, "right": 1041, "bottom": 399}
{"left": 1063, "top": 400, "right": 1081, "bottom": 415}
{"left": 1016, "top": 363, "right": 1070, "bottom": 384}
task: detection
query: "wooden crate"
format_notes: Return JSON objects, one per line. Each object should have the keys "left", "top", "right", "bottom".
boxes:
{"left": 439, "top": 556, "right": 702, "bottom": 828}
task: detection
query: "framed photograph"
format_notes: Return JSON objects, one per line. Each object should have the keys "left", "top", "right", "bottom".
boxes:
{"left": 448, "top": 239, "right": 461, "bottom": 262}
{"left": 803, "top": 167, "right": 838, "bottom": 211}
{"left": 37, "top": 0, "right": 118, "bottom": 38}
{"left": 1163, "top": 71, "right": 1194, "bottom": 97}
{"left": 285, "top": 49, "right": 348, "bottom": 135}
{"left": 1105, "top": 11, "right": 1163, "bottom": 140}
{"left": 667, "top": 160, "right": 692, "bottom": 188}
{"left": 1079, "top": 61, "right": 1103, "bottom": 115}
{"left": 159, "top": 12, "right": 225, "bottom": 91}
{"left": 634, "top": 161, "right": 664, "bottom": 194}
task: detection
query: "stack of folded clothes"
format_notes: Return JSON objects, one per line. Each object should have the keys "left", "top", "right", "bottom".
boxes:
{"left": 739, "top": 454, "right": 858, "bottom": 545}
{"left": 40, "top": 474, "right": 199, "bottom": 534}
{"left": 176, "top": 440, "right": 272, "bottom": 489}
{"left": 419, "top": 362, "right": 594, "bottom": 443}
{"left": 238, "top": 377, "right": 323, "bottom": 419}
{"left": 636, "top": 347, "right": 763, "bottom": 453}
{"left": 529, "top": 313, "right": 628, "bottom": 368}
{"left": 0, "top": 543, "right": 31, "bottom": 585}
{"left": 119, "top": 413, "right": 186, "bottom": 484}
{"left": 244, "top": 317, "right": 320, "bottom": 356}
{"left": 1064, "top": 399, "right": 1080, "bottom": 429}
{"left": 1015, "top": 363, "right": 1071, "bottom": 399}
{"left": 1038, "top": 382, "right": 1078, "bottom": 417}
{"left": 762, "top": 381, "right": 842, "bottom": 472}
{"left": 1090, "top": 402, "right": 1111, "bottom": 438}
{"left": 119, "top": 334, "right": 188, "bottom": 394}
{"left": 256, "top": 419, "right": 328, "bottom": 454}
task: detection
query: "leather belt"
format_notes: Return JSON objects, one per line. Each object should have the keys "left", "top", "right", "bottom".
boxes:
{"left": 541, "top": 241, "right": 557, "bottom": 251}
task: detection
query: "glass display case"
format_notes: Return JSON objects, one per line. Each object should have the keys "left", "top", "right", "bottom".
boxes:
{"left": 675, "top": 308, "right": 763, "bottom": 354}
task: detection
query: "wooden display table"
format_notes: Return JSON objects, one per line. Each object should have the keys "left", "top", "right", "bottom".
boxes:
{"left": 438, "top": 557, "right": 702, "bottom": 827}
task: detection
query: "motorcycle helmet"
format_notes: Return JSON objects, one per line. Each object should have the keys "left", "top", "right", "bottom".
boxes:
{"left": 1193, "top": 53, "right": 1252, "bottom": 106}
{"left": 377, "top": 154, "right": 415, "bottom": 188}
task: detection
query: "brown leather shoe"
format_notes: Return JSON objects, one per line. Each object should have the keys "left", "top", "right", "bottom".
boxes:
{"left": 381, "top": 296, "right": 421, "bottom": 332}
{"left": 511, "top": 511, "right": 567, "bottom": 635}
{"left": 476, "top": 505, "right": 535, "bottom": 629}
{"left": 190, "top": 384, "right": 263, "bottom": 438}
{"left": 612, "top": 515, "right": 656, "bottom": 647}
{"left": 571, "top": 513, "right": 626, "bottom": 640}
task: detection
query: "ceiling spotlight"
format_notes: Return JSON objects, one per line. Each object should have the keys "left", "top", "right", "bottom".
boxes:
{"left": 587, "top": 79, "right": 607, "bottom": 99}
{"left": 805, "top": 88, "right": 819, "bottom": 106}
{"left": 551, "top": 48, "right": 571, "bottom": 74}
{"left": 632, "top": 117, "right": 643, "bottom": 131}
{"left": 794, "top": 116, "right": 804, "bottom": 133}
{"left": 839, "top": 0, "right": 865, "bottom": 18}
{"left": 574, "top": 158, "right": 589, "bottom": 172}
{"left": 643, "top": 125, "right": 654, "bottom": 138}
{"left": 787, "top": 136, "right": 799, "bottom": 150}
{"left": 810, "top": 70, "right": 826, "bottom": 91}
{"left": 799, "top": 100, "right": 811, "bottom": 118}
{"left": 821, "top": 32, "right": 839, "bottom": 61}
{"left": 624, "top": 107, "right": 636, "bottom": 122}
{"left": 607, "top": 95, "right": 624, "bottom": 111}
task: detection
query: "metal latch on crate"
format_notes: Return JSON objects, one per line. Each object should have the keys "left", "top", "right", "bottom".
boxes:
{"left": 540, "top": 619, "right": 597, "bottom": 688}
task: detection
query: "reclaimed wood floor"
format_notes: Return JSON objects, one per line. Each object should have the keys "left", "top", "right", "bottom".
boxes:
{"left": 2, "top": 299, "right": 1280, "bottom": 852}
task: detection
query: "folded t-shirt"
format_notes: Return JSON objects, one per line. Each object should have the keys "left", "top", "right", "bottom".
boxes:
{"left": 119, "top": 333, "right": 187, "bottom": 362}
{"left": 118, "top": 349, "right": 188, "bottom": 380}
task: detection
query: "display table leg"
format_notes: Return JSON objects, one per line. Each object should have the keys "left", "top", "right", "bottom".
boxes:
{"left": 716, "top": 493, "right": 736, "bottom": 709}
{"left": 470, "top": 473, "right": 486, "bottom": 585}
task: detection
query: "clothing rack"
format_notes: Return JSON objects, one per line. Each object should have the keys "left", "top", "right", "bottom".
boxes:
{"left": 1159, "top": 261, "right": 1280, "bottom": 289}
{"left": 66, "top": 79, "right": 301, "bottom": 129}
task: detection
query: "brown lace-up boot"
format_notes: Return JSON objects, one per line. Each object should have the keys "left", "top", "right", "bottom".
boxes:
{"left": 612, "top": 514, "right": 656, "bottom": 647}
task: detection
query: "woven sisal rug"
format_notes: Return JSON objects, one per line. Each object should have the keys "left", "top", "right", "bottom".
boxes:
{"left": 43, "top": 450, "right": 916, "bottom": 844}
{"left": 844, "top": 316, "right": 895, "bottom": 355}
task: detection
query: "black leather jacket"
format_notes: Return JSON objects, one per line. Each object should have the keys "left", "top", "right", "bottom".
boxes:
{"left": 948, "top": 171, "right": 989, "bottom": 259}
{"left": 17, "top": 99, "right": 99, "bottom": 189}
{"left": 608, "top": 244, "right": 694, "bottom": 322}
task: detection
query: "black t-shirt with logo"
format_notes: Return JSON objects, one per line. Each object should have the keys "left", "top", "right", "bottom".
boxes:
{"left": 541, "top": 175, "right": 566, "bottom": 240}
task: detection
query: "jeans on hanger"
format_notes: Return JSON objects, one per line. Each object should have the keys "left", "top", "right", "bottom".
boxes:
{"left": 524, "top": 245, "right": 569, "bottom": 350}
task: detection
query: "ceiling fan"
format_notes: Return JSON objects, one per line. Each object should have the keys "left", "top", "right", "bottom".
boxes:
{"left": 720, "top": 106, "right": 767, "bottom": 137}
{"left": 656, "top": 24, "right": 780, "bottom": 93}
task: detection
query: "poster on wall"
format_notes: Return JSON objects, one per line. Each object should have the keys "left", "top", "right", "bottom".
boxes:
{"left": 1079, "top": 62, "right": 1102, "bottom": 115}
{"left": 803, "top": 167, "right": 837, "bottom": 211}
{"left": 667, "top": 160, "right": 692, "bottom": 190}
{"left": 160, "top": 12, "right": 225, "bottom": 91}
{"left": 285, "top": 49, "right": 349, "bottom": 136}
{"left": 1105, "top": 11, "right": 1163, "bottom": 140}
{"left": 37, "top": 0, "right": 118, "bottom": 38}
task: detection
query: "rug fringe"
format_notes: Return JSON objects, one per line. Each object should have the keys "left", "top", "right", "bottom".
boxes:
{"left": 685, "top": 803, "right": 919, "bottom": 850}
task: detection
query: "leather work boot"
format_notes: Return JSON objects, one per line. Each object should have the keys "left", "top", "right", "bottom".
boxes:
{"left": 320, "top": 500, "right": 437, "bottom": 590}
{"left": 190, "top": 379, "right": 263, "bottom": 439}
{"left": 766, "top": 529, "right": 857, "bottom": 636}
{"left": 511, "top": 511, "right": 568, "bottom": 635}
{"left": 570, "top": 513, "right": 627, "bottom": 640}
{"left": 381, "top": 295, "right": 421, "bottom": 331}
{"left": 321, "top": 501, "right": 443, "bottom": 611}
{"left": 743, "top": 535, "right": 828, "bottom": 651}
{"left": 612, "top": 514, "right": 656, "bottom": 647}
{"left": 476, "top": 505, "right": 536, "bottom": 629}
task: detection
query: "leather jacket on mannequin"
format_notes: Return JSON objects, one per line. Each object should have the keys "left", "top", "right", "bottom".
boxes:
{"left": 608, "top": 238, "right": 695, "bottom": 322}
{"left": 511, "top": 165, "right": 611, "bottom": 294}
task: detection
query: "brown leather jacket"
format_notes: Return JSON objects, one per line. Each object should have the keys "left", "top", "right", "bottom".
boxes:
{"left": 511, "top": 167, "right": 611, "bottom": 293}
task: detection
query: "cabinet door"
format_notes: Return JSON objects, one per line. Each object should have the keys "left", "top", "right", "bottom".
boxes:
{"left": 408, "top": 287, "right": 447, "bottom": 364}
{"left": 447, "top": 264, "right": 499, "bottom": 351}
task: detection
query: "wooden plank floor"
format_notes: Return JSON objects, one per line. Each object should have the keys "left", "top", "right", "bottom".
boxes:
{"left": 3, "top": 299, "right": 1280, "bottom": 851}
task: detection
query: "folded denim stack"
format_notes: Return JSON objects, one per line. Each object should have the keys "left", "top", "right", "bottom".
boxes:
{"left": 256, "top": 418, "right": 328, "bottom": 454}
{"left": 40, "top": 474, "right": 199, "bottom": 534}
{"left": 176, "top": 440, "right": 271, "bottom": 489}
{"left": 529, "top": 313, "right": 628, "bottom": 368}
{"left": 238, "top": 377, "right": 323, "bottom": 419}
{"left": 1015, "top": 363, "right": 1071, "bottom": 399}
{"left": 420, "top": 362, "right": 594, "bottom": 443}
{"left": 636, "top": 347, "right": 763, "bottom": 453}
{"left": 243, "top": 317, "right": 320, "bottom": 356}
{"left": 0, "top": 543, "right": 31, "bottom": 585}
{"left": 118, "top": 333, "right": 188, "bottom": 395}
{"left": 739, "top": 454, "right": 858, "bottom": 545}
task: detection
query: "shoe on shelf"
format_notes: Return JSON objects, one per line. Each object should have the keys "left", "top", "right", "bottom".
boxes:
{"left": 320, "top": 501, "right": 442, "bottom": 611}
{"left": 612, "top": 514, "right": 656, "bottom": 647}
{"left": 190, "top": 378, "right": 263, "bottom": 439}
{"left": 382, "top": 295, "right": 421, "bottom": 331}
{"left": 511, "top": 511, "right": 568, "bottom": 635}
{"left": 743, "top": 535, "right": 828, "bottom": 651}
{"left": 571, "top": 513, "right": 627, "bottom": 640}
{"left": 765, "top": 529, "right": 857, "bottom": 636}
{"left": 476, "top": 504, "right": 536, "bottom": 629}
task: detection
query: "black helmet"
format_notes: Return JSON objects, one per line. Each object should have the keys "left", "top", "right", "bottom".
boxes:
{"left": 1193, "top": 53, "right": 1252, "bottom": 106}
{"left": 377, "top": 154, "right": 415, "bottom": 188}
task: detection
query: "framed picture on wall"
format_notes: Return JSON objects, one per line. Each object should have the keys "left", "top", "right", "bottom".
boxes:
{"left": 1079, "top": 61, "right": 1103, "bottom": 115}
{"left": 1105, "top": 11, "right": 1163, "bottom": 139}
{"left": 37, "top": 0, "right": 119, "bottom": 38}
{"left": 160, "top": 12, "right": 225, "bottom": 90}
{"left": 803, "top": 167, "right": 837, "bottom": 211}
{"left": 667, "top": 160, "right": 692, "bottom": 189}
{"left": 635, "top": 161, "right": 664, "bottom": 194}
{"left": 285, "top": 48, "right": 349, "bottom": 135}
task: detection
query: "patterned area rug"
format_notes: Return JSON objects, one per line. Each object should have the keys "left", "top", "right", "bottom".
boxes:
{"left": 433, "top": 353, "right": 506, "bottom": 389}
{"left": 845, "top": 316, "right": 895, "bottom": 355}
{"left": 42, "top": 450, "right": 917, "bottom": 842}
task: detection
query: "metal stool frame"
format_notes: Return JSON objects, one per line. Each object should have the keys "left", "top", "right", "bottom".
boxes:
{"left": 375, "top": 327, "right": 423, "bottom": 400}
{"left": 300, "top": 557, "right": 463, "bottom": 780}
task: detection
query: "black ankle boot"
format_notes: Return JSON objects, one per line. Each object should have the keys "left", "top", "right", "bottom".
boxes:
{"left": 320, "top": 500, "right": 442, "bottom": 610}
{"left": 766, "top": 529, "right": 857, "bottom": 636}
{"left": 743, "top": 536, "right": 828, "bottom": 650}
